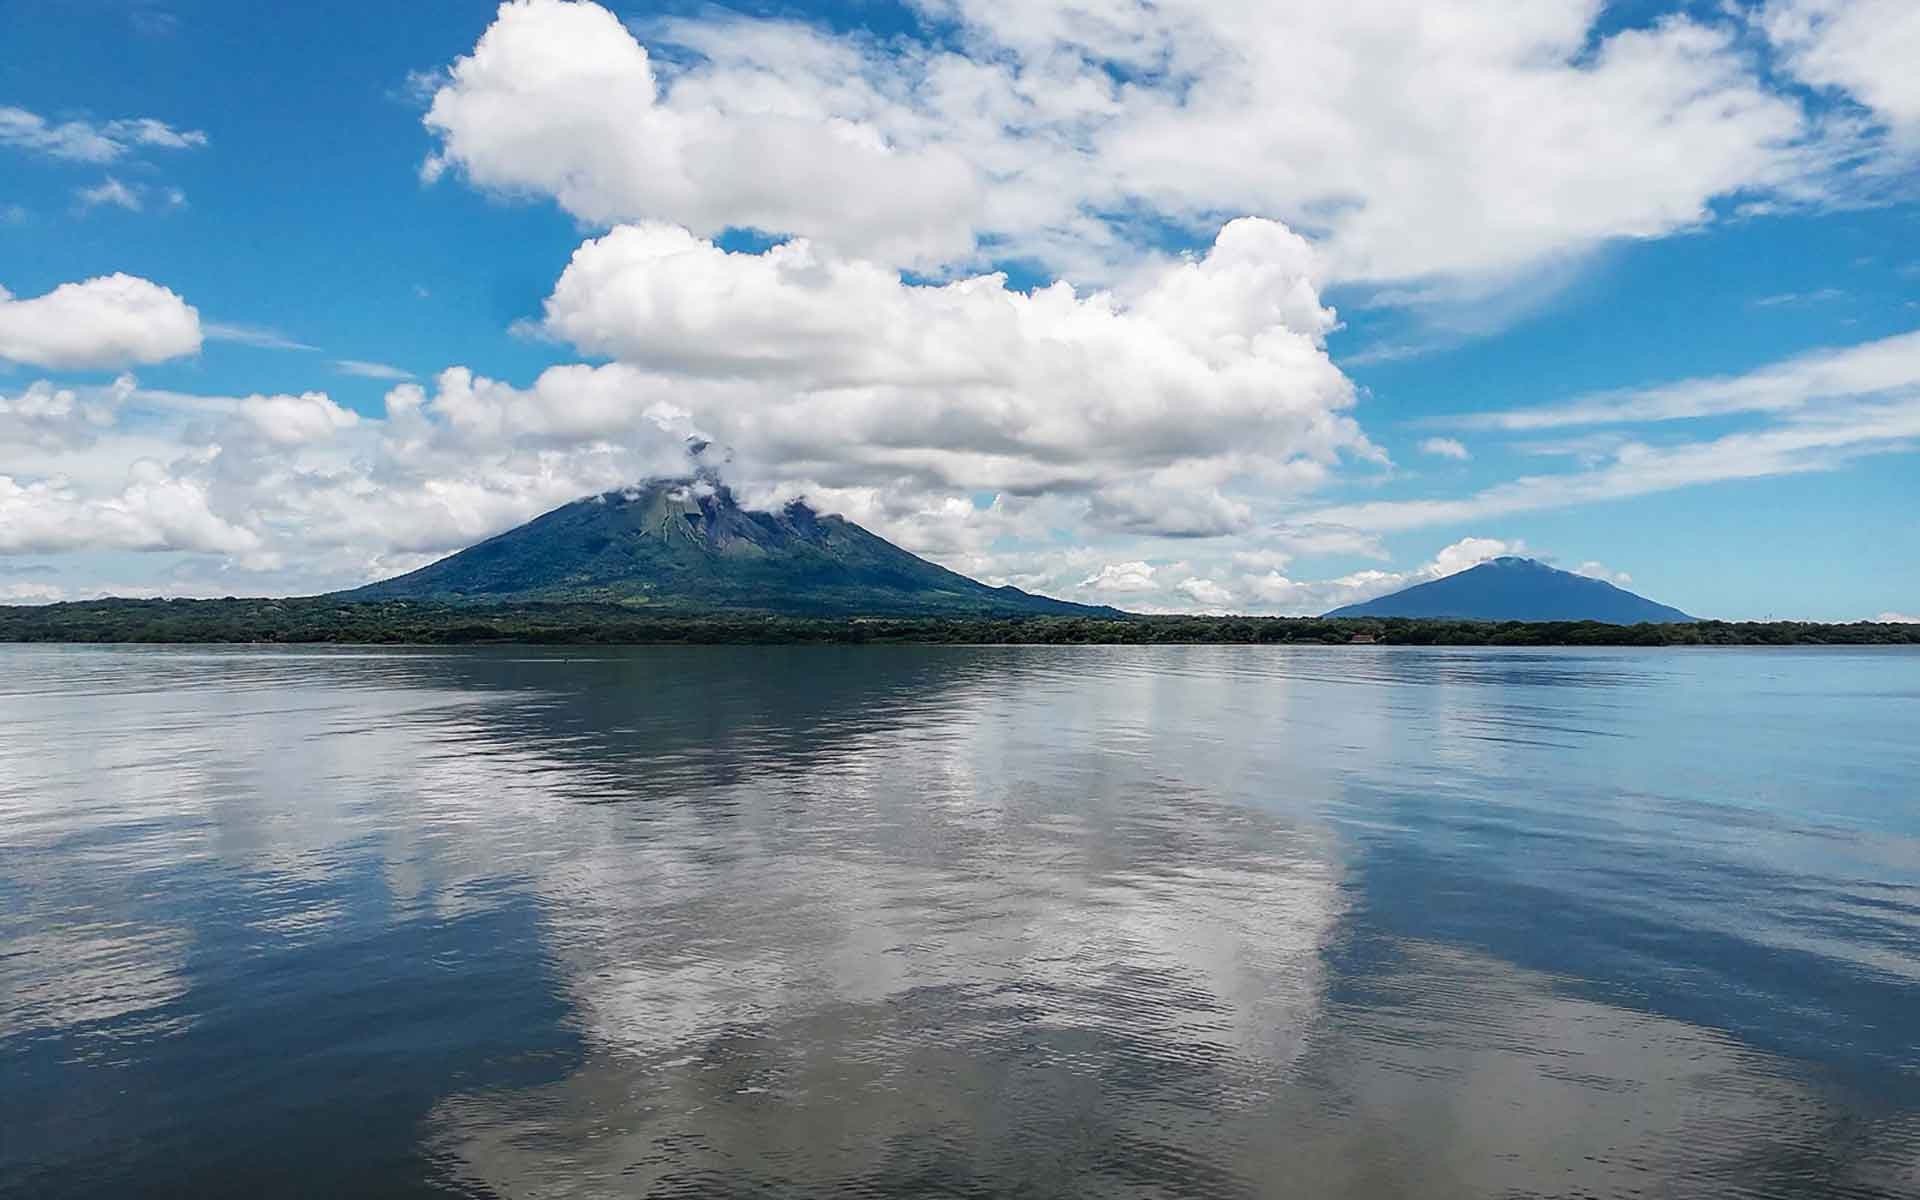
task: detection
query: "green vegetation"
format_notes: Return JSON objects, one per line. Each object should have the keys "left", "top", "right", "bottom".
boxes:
{"left": 3, "top": 597, "right": 1916, "bottom": 646}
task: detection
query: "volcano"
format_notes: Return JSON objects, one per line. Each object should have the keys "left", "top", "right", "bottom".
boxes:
{"left": 336, "top": 479, "right": 1118, "bottom": 618}
{"left": 1324, "top": 556, "right": 1695, "bottom": 623}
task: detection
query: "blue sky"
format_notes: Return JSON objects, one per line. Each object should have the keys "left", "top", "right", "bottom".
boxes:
{"left": 1, "top": 0, "right": 1916, "bottom": 619}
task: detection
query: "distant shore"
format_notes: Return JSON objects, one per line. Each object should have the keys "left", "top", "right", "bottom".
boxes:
{"left": 1, "top": 598, "right": 1914, "bottom": 646}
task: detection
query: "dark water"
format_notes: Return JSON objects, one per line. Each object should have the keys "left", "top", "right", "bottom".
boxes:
{"left": 3, "top": 645, "right": 1917, "bottom": 1198}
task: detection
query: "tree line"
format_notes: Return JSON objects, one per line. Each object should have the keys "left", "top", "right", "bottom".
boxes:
{"left": 2, "top": 598, "right": 1916, "bottom": 646}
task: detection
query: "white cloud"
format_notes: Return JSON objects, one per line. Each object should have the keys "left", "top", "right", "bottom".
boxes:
{"left": 421, "top": 0, "right": 982, "bottom": 269}
{"left": 0, "top": 581, "right": 63, "bottom": 604}
{"left": 235, "top": 392, "right": 362, "bottom": 447}
{"left": 335, "top": 359, "right": 414, "bottom": 381}
{"left": 1752, "top": 288, "right": 1845, "bottom": 307}
{"left": 536, "top": 219, "right": 1364, "bottom": 534}
{"left": 102, "top": 117, "right": 207, "bottom": 152}
{"left": 0, "top": 351, "right": 1386, "bottom": 603}
{"left": 1878, "top": 612, "right": 1920, "bottom": 623}
{"left": 1177, "top": 577, "right": 1233, "bottom": 608}
{"left": 1087, "top": 472, "right": 1261, "bottom": 537}
{"left": 0, "top": 274, "right": 202, "bottom": 370}
{"left": 1320, "top": 391, "right": 1920, "bottom": 537}
{"left": 203, "top": 322, "right": 318, "bottom": 352}
{"left": 1306, "top": 394, "right": 1920, "bottom": 535}
{"left": 1419, "top": 437, "right": 1470, "bottom": 461}
{"left": 75, "top": 176, "right": 143, "bottom": 212}
{"left": 0, "top": 106, "right": 206, "bottom": 163}
{"left": 1573, "top": 561, "right": 1632, "bottom": 587}
{"left": 423, "top": 0, "right": 1830, "bottom": 287}
{"left": 739, "top": 483, "right": 1015, "bottom": 563}
{"left": 301, "top": 367, "right": 698, "bottom": 560}
{"left": 394, "top": 364, "right": 691, "bottom": 448}
{"left": 0, "top": 459, "right": 261, "bottom": 558}
{"left": 0, "top": 357, "right": 1747, "bottom": 615}
{"left": 0, "top": 361, "right": 703, "bottom": 583}
{"left": 1081, "top": 5, "right": 1815, "bottom": 283}
{"left": 1231, "top": 548, "right": 1296, "bottom": 572}
{"left": 1428, "top": 536, "right": 1525, "bottom": 578}
{"left": 982, "top": 533, "right": 1531, "bottom": 615}
{"left": 1460, "top": 329, "right": 1920, "bottom": 431}
{"left": 1080, "top": 561, "right": 1159, "bottom": 593}
{"left": 1306, "top": 330, "right": 1920, "bottom": 545}
{"left": 0, "top": 375, "right": 132, "bottom": 450}
{"left": 71, "top": 177, "right": 192, "bottom": 215}
{"left": 1762, "top": 0, "right": 1920, "bottom": 148}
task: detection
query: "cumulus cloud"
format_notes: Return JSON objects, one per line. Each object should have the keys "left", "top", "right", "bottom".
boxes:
{"left": 1087, "top": 474, "right": 1260, "bottom": 538}
{"left": 0, "top": 376, "right": 132, "bottom": 450}
{"left": 988, "top": 534, "right": 1535, "bottom": 615}
{"left": 0, "top": 355, "right": 700, "bottom": 583}
{"left": 1427, "top": 536, "right": 1526, "bottom": 578}
{"left": 0, "top": 274, "right": 202, "bottom": 369}
{"left": 536, "top": 219, "right": 1364, "bottom": 535}
{"left": 281, "top": 366, "right": 696, "bottom": 562}
{"left": 1419, "top": 437, "right": 1470, "bottom": 461}
{"left": 422, "top": 0, "right": 1834, "bottom": 287}
{"left": 393, "top": 364, "right": 690, "bottom": 449}
{"left": 235, "top": 393, "right": 362, "bottom": 447}
{"left": 0, "top": 460, "right": 260, "bottom": 558}
{"left": 1177, "top": 577, "right": 1234, "bottom": 608}
{"left": 0, "top": 106, "right": 207, "bottom": 163}
{"left": 1080, "top": 561, "right": 1160, "bottom": 593}
{"left": 421, "top": 0, "right": 982, "bottom": 269}
{"left": 1080, "top": 5, "right": 1815, "bottom": 283}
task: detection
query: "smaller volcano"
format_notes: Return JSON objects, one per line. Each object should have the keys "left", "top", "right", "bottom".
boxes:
{"left": 1324, "top": 557, "right": 1694, "bottom": 623}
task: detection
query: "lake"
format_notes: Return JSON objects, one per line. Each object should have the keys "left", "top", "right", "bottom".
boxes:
{"left": 2, "top": 644, "right": 1917, "bottom": 1198}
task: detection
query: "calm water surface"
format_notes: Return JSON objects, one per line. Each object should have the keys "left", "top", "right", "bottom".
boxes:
{"left": 2, "top": 645, "right": 1917, "bottom": 1198}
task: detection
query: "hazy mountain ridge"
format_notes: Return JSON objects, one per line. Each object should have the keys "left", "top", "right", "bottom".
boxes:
{"left": 336, "top": 479, "right": 1120, "bottom": 617}
{"left": 1324, "top": 557, "right": 1695, "bottom": 623}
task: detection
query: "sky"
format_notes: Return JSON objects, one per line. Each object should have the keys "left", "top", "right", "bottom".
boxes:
{"left": 1, "top": 0, "right": 1917, "bottom": 621}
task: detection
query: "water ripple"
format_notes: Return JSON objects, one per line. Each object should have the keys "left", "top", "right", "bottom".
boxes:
{"left": 2, "top": 644, "right": 1916, "bottom": 1197}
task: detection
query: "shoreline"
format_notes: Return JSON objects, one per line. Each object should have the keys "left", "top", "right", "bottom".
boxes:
{"left": 3, "top": 598, "right": 1914, "bottom": 647}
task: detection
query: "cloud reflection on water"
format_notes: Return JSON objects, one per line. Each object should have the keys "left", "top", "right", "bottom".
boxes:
{"left": 2, "top": 645, "right": 1917, "bottom": 1197}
